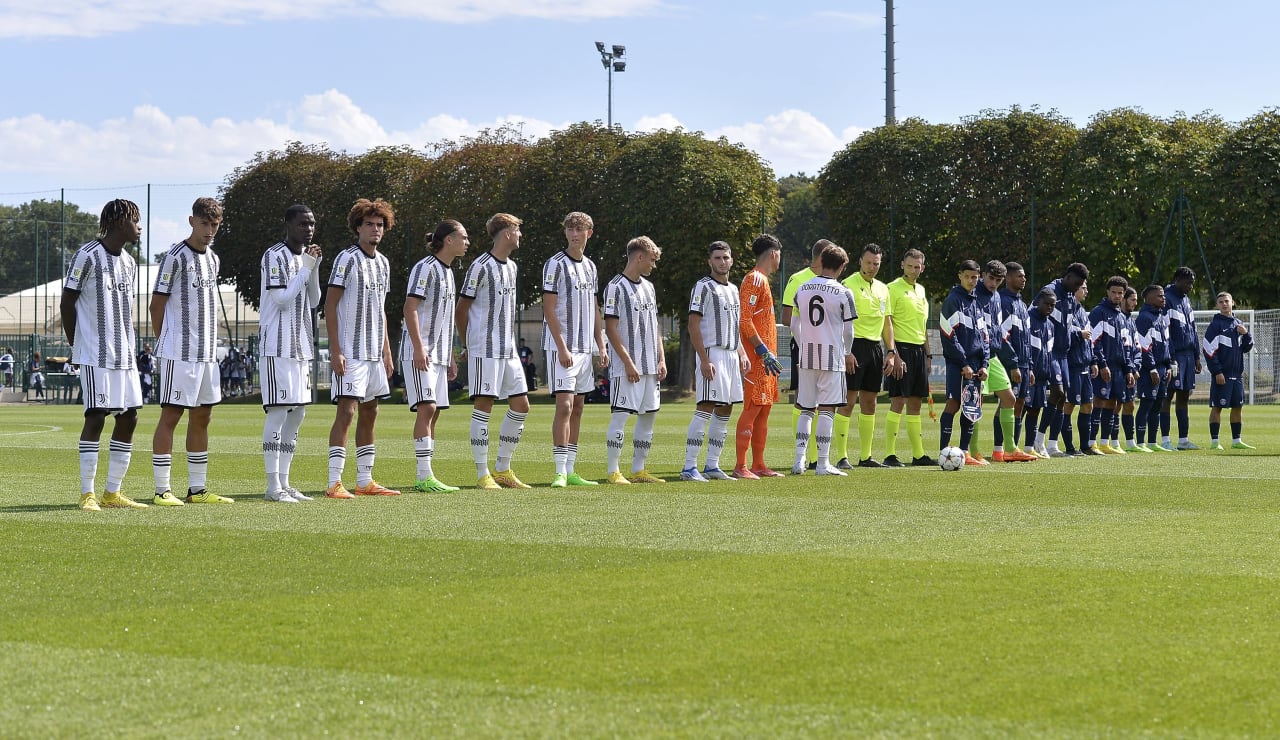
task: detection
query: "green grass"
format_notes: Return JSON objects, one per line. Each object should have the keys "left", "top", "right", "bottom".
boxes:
{"left": 4, "top": 400, "right": 1280, "bottom": 736}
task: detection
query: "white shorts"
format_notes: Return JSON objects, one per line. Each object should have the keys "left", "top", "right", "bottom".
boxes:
{"left": 468, "top": 356, "right": 528, "bottom": 400}
{"left": 406, "top": 362, "right": 451, "bottom": 411}
{"left": 158, "top": 359, "right": 221, "bottom": 407}
{"left": 547, "top": 349, "right": 594, "bottom": 394}
{"left": 695, "top": 347, "right": 744, "bottom": 405}
{"left": 261, "top": 356, "right": 313, "bottom": 407}
{"left": 332, "top": 359, "right": 390, "bottom": 403}
{"left": 796, "top": 367, "right": 846, "bottom": 409}
{"left": 610, "top": 374, "right": 661, "bottom": 414}
{"left": 80, "top": 366, "right": 142, "bottom": 413}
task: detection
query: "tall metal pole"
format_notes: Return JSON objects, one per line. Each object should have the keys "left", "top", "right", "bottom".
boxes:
{"left": 885, "top": 0, "right": 896, "bottom": 126}
{"left": 607, "top": 62, "right": 613, "bottom": 128}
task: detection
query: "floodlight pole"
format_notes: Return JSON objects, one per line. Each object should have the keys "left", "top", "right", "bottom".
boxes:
{"left": 596, "top": 41, "right": 626, "bottom": 128}
{"left": 886, "top": 0, "right": 896, "bottom": 126}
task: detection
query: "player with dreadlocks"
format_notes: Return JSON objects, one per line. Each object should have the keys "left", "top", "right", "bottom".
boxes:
{"left": 61, "top": 199, "right": 150, "bottom": 510}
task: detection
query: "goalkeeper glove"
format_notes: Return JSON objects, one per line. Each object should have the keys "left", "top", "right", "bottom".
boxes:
{"left": 755, "top": 344, "right": 782, "bottom": 376}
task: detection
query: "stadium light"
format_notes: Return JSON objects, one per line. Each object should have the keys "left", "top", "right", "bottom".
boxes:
{"left": 595, "top": 41, "right": 627, "bottom": 128}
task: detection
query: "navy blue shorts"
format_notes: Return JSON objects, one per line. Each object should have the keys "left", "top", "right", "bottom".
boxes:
{"left": 1012, "top": 366, "right": 1032, "bottom": 399}
{"left": 1066, "top": 367, "right": 1090, "bottom": 405}
{"left": 1048, "top": 355, "right": 1067, "bottom": 390}
{"left": 1170, "top": 352, "right": 1198, "bottom": 392}
{"left": 1091, "top": 366, "right": 1127, "bottom": 401}
{"left": 1209, "top": 377, "right": 1244, "bottom": 408}
{"left": 946, "top": 357, "right": 984, "bottom": 401}
{"left": 1136, "top": 370, "right": 1170, "bottom": 401}
{"left": 1027, "top": 381, "right": 1049, "bottom": 409}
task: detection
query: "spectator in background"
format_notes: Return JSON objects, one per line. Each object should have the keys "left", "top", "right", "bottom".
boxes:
{"left": 519, "top": 337, "right": 537, "bottom": 390}
{"left": 0, "top": 347, "right": 13, "bottom": 387}
{"left": 137, "top": 344, "right": 155, "bottom": 403}
{"left": 28, "top": 351, "right": 45, "bottom": 401}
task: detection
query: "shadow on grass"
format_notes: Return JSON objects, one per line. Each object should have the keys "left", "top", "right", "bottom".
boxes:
{"left": 0, "top": 503, "right": 77, "bottom": 513}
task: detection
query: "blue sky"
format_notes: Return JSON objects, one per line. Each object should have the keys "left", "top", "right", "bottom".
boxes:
{"left": 1, "top": 0, "right": 1277, "bottom": 247}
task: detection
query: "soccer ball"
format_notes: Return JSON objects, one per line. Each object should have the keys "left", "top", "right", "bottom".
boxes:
{"left": 939, "top": 446, "right": 966, "bottom": 471}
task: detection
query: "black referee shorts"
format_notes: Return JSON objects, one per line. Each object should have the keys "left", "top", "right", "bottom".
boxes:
{"left": 885, "top": 342, "right": 930, "bottom": 398}
{"left": 846, "top": 338, "right": 883, "bottom": 392}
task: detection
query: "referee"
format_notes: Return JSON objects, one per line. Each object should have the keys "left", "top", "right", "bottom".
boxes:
{"left": 837, "top": 243, "right": 897, "bottom": 468}
{"left": 883, "top": 248, "right": 935, "bottom": 466}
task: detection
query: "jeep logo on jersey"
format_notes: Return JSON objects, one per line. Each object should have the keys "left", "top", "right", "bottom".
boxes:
{"left": 103, "top": 281, "right": 130, "bottom": 291}
{"left": 191, "top": 278, "right": 216, "bottom": 289}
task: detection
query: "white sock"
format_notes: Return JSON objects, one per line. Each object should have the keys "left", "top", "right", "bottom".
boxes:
{"left": 106, "top": 440, "right": 132, "bottom": 493}
{"left": 684, "top": 410, "right": 711, "bottom": 469}
{"left": 816, "top": 410, "right": 834, "bottom": 466}
{"left": 496, "top": 410, "right": 526, "bottom": 471}
{"left": 187, "top": 451, "right": 208, "bottom": 492}
{"left": 606, "top": 411, "right": 628, "bottom": 474}
{"left": 553, "top": 445, "right": 568, "bottom": 476}
{"left": 152, "top": 453, "right": 171, "bottom": 495}
{"left": 279, "top": 406, "right": 306, "bottom": 490}
{"left": 415, "top": 436, "right": 434, "bottom": 480}
{"left": 632, "top": 412, "right": 656, "bottom": 474}
{"left": 79, "top": 440, "right": 99, "bottom": 494}
{"left": 566, "top": 443, "right": 579, "bottom": 474}
{"left": 471, "top": 410, "right": 491, "bottom": 477}
{"left": 706, "top": 413, "right": 730, "bottom": 470}
{"left": 328, "top": 446, "right": 346, "bottom": 486}
{"left": 355, "top": 444, "right": 375, "bottom": 487}
{"left": 795, "top": 410, "right": 814, "bottom": 466}
{"left": 264, "top": 406, "right": 288, "bottom": 492}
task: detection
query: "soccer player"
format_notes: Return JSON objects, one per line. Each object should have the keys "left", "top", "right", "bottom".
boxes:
{"left": 792, "top": 244, "right": 858, "bottom": 476}
{"left": 602, "top": 236, "right": 668, "bottom": 484}
{"left": 402, "top": 220, "right": 470, "bottom": 493}
{"left": 1039, "top": 263, "right": 1089, "bottom": 456}
{"left": 938, "top": 260, "right": 989, "bottom": 465}
{"left": 1024, "top": 288, "right": 1057, "bottom": 457}
{"left": 543, "top": 212, "right": 608, "bottom": 488}
{"left": 1165, "top": 266, "right": 1201, "bottom": 449}
{"left": 324, "top": 198, "right": 400, "bottom": 498}
{"left": 883, "top": 248, "right": 935, "bottom": 467}
{"left": 258, "top": 205, "right": 323, "bottom": 503}
{"left": 782, "top": 239, "right": 833, "bottom": 468}
{"left": 1203, "top": 292, "right": 1255, "bottom": 450}
{"left": 1117, "top": 287, "right": 1146, "bottom": 452}
{"left": 999, "top": 262, "right": 1035, "bottom": 455}
{"left": 974, "top": 260, "right": 1037, "bottom": 462}
{"left": 681, "top": 241, "right": 750, "bottom": 482}
{"left": 151, "top": 197, "right": 232, "bottom": 505}
{"left": 60, "top": 199, "right": 149, "bottom": 510}
{"left": 837, "top": 243, "right": 897, "bottom": 468}
{"left": 1087, "top": 276, "right": 1132, "bottom": 454}
{"left": 1135, "top": 285, "right": 1173, "bottom": 452}
{"left": 1061, "top": 281, "right": 1099, "bottom": 456}
{"left": 734, "top": 234, "right": 785, "bottom": 479}
{"left": 456, "top": 213, "right": 532, "bottom": 490}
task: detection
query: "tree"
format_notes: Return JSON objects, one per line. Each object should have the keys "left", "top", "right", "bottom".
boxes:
{"left": 0, "top": 199, "right": 99, "bottom": 295}
{"left": 773, "top": 178, "right": 828, "bottom": 275}
{"left": 1205, "top": 110, "right": 1280, "bottom": 308}
{"left": 818, "top": 118, "right": 961, "bottom": 295}
{"left": 216, "top": 142, "right": 351, "bottom": 309}
{"left": 597, "top": 129, "right": 780, "bottom": 388}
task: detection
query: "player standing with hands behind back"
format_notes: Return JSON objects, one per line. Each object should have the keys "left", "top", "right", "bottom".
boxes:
{"left": 324, "top": 198, "right": 400, "bottom": 498}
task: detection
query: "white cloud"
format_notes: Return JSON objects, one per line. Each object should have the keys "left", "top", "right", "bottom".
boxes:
{"left": 0, "top": 0, "right": 666, "bottom": 38}
{"left": 711, "top": 109, "right": 868, "bottom": 176}
{"left": 634, "top": 113, "right": 683, "bottom": 132}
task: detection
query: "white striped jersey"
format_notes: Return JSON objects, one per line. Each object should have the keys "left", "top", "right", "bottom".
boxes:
{"left": 688, "top": 276, "right": 741, "bottom": 351}
{"left": 64, "top": 240, "right": 138, "bottom": 370}
{"left": 603, "top": 274, "right": 661, "bottom": 376}
{"left": 541, "top": 250, "right": 600, "bottom": 353}
{"left": 401, "top": 254, "right": 456, "bottom": 367}
{"left": 153, "top": 241, "right": 220, "bottom": 363}
{"left": 794, "top": 276, "right": 857, "bottom": 371}
{"left": 459, "top": 252, "right": 518, "bottom": 359}
{"left": 259, "top": 242, "right": 320, "bottom": 361}
{"left": 328, "top": 245, "right": 391, "bottom": 362}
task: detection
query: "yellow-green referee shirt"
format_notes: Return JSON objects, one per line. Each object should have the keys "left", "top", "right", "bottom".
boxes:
{"left": 843, "top": 272, "right": 891, "bottom": 341}
{"left": 886, "top": 277, "right": 929, "bottom": 346}
{"left": 782, "top": 267, "right": 816, "bottom": 311}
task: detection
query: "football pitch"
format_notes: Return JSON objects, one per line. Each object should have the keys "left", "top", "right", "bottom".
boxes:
{"left": 4, "top": 399, "right": 1280, "bottom": 736}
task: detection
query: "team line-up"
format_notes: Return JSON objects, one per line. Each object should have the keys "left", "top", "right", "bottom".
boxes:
{"left": 64, "top": 197, "right": 1254, "bottom": 510}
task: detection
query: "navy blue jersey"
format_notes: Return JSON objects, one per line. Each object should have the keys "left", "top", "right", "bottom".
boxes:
{"left": 999, "top": 287, "right": 1032, "bottom": 370}
{"left": 1135, "top": 304, "right": 1172, "bottom": 375}
{"left": 1028, "top": 310, "right": 1054, "bottom": 381}
{"left": 939, "top": 284, "right": 989, "bottom": 368}
{"left": 1088, "top": 300, "right": 1128, "bottom": 370}
{"left": 1165, "top": 283, "right": 1198, "bottom": 355}
{"left": 1067, "top": 302, "right": 1092, "bottom": 371}
{"left": 1202, "top": 313, "right": 1253, "bottom": 378}
{"left": 1043, "top": 278, "right": 1078, "bottom": 358}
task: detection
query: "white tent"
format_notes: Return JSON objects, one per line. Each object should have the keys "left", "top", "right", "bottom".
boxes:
{"left": 0, "top": 263, "right": 259, "bottom": 337}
